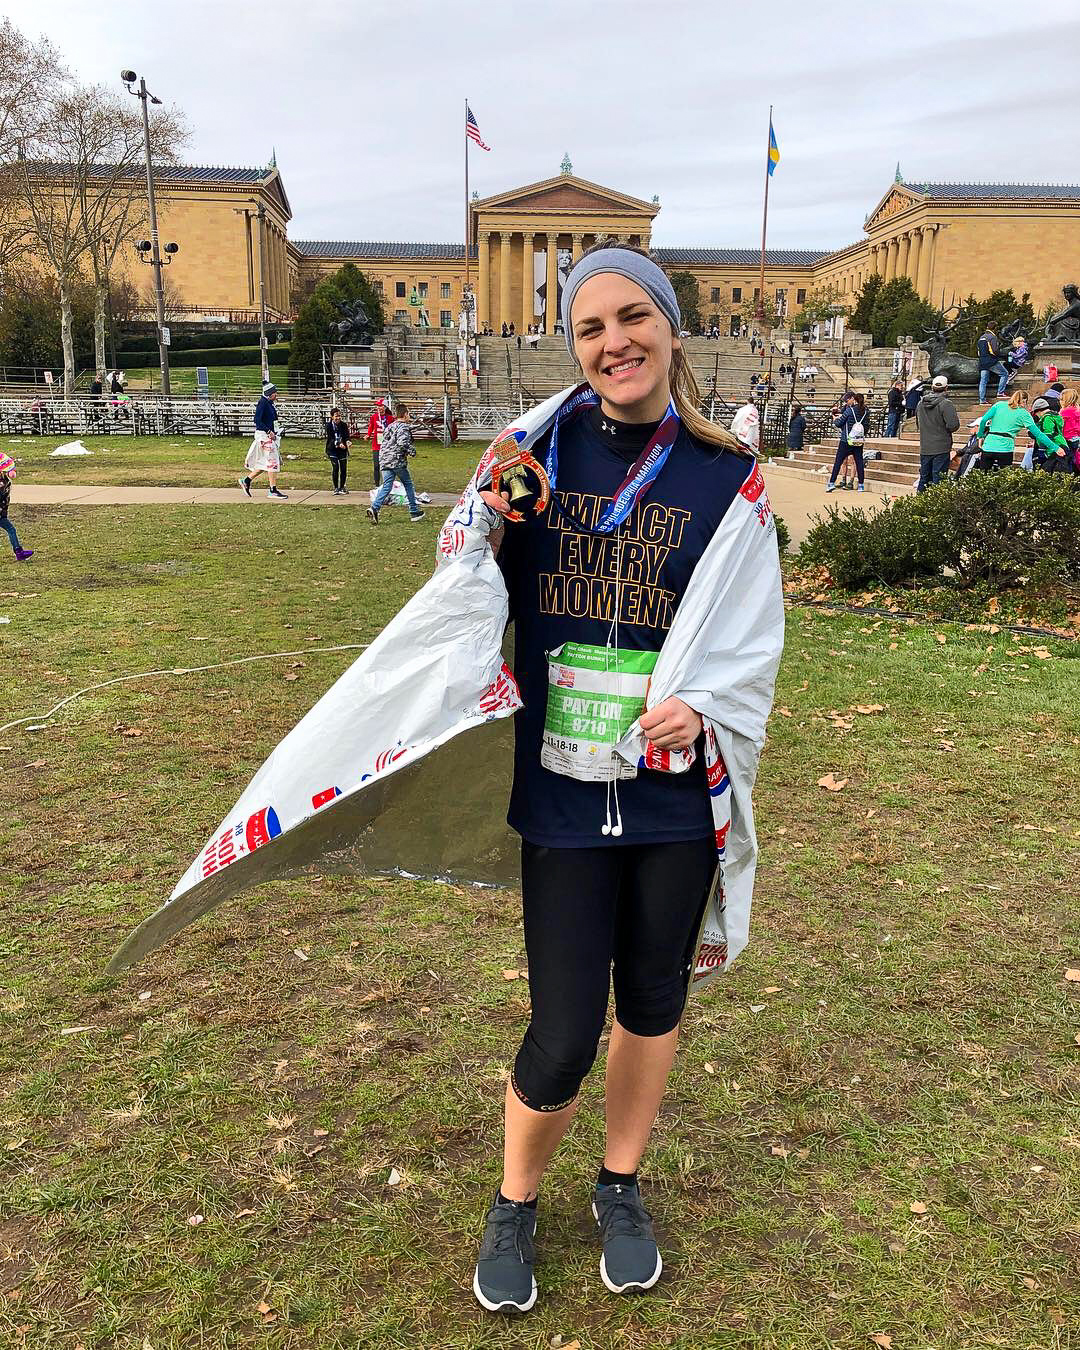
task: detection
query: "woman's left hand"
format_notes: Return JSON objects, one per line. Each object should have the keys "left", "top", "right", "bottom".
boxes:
{"left": 638, "top": 697, "right": 702, "bottom": 751}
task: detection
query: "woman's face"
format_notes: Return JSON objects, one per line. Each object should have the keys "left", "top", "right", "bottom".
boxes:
{"left": 570, "top": 273, "right": 679, "bottom": 423}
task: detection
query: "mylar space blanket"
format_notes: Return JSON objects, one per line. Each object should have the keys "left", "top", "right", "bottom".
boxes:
{"left": 109, "top": 386, "right": 784, "bottom": 983}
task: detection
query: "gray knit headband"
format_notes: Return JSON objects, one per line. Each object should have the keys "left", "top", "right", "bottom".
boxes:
{"left": 560, "top": 248, "right": 680, "bottom": 357}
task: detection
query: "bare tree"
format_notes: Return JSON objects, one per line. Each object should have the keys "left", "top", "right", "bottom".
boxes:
{"left": 0, "top": 20, "right": 66, "bottom": 287}
{"left": 16, "top": 81, "right": 184, "bottom": 392}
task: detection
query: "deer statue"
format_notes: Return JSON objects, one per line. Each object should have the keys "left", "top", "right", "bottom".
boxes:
{"left": 917, "top": 303, "right": 987, "bottom": 387}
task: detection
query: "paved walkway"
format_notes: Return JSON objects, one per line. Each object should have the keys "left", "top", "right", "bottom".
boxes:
{"left": 16, "top": 468, "right": 886, "bottom": 548}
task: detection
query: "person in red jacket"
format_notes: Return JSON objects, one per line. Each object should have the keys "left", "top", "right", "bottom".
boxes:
{"left": 365, "top": 398, "right": 395, "bottom": 487}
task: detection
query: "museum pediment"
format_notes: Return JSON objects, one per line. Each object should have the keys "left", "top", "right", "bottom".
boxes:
{"left": 865, "top": 187, "right": 920, "bottom": 229}
{"left": 476, "top": 174, "right": 657, "bottom": 217}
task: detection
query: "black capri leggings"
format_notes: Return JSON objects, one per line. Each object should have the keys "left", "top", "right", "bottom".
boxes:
{"left": 511, "top": 836, "right": 717, "bottom": 1112}
{"left": 830, "top": 441, "right": 864, "bottom": 483}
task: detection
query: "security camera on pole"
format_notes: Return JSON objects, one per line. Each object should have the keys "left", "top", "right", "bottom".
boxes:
{"left": 122, "top": 70, "right": 177, "bottom": 397}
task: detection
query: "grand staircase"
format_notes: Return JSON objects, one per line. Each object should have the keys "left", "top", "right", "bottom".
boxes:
{"left": 767, "top": 373, "right": 1047, "bottom": 495}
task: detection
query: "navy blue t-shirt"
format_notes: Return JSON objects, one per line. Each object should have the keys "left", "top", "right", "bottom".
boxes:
{"left": 499, "top": 405, "right": 750, "bottom": 848}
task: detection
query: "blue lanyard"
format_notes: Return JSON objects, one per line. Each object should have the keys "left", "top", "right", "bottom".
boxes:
{"left": 544, "top": 388, "right": 681, "bottom": 536}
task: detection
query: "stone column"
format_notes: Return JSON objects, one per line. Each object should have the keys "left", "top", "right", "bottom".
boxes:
{"left": 572, "top": 232, "right": 584, "bottom": 263}
{"left": 545, "top": 233, "right": 558, "bottom": 333}
{"left": 499, "top": 233, "right": 512, "bottom": 331}
{"left": 907, "top": 230, "right": 923, "bottom": 293}
{"left": 522, "top": 233, "right": 535, "bottom": 334}
{"left": 477, "top": 232, "right": 491, "bottom": 328}
{"left": 897, "top": 232, "right": 911, "bottom": 280}
{"left": 884, "top": 238, "right": 899, "bottom": 282}
{"left": 916, "top": 225, "right": 937, "bottom": 298}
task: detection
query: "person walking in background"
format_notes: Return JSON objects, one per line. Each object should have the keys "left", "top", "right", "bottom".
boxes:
{"left": 977, "top": 325, "right": 1009, "bottom": 404}
{"left": 324, "top": 407, "right": 351, "bottom": 494}
{"left": 365, "top": 398, "right": 394, "bottom": 488}
{"left": 886, "top": 378, "right": 905, "bottom": 438}
{"left": 976, "top": 390, "right": 1058, "bottom": 471}
{"left": 366, "top": 404, "right": 425, "bottom": 524}
{"left": 825, "top": 392, "right": 867, "bottom": 492}
{"left": 904, "top": 377, "right": 923, "bottom": 424}
{"left": 786, "top": 403, "right": 806, "bottom": 453}
{"left": 239, "top": 382, "right": 288, "bottom": 500}
{"left": 0, "top": 453, "right": 33, "bottom": 562}
{"left": 1060, "top": 388, "right": 1080, "bottom": 472}
{"left": 915, "top": 375, "right": 960, "bottom": 491}
{"left": 1028, "top": 397, "right": 1070, "bottom": 473}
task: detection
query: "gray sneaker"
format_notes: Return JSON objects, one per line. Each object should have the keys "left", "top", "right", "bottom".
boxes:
{"left": 473, "top": 1196, "right": 537, "bottom": 1313}
{"left": 592, "top": 1183, "right": 662, "bottom": 1293}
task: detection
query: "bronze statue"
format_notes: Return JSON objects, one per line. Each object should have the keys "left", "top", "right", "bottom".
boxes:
{"left": 331, "top": 299, "right": 374, "bottom": 346}
{"left": 917, "top": 303, "right": 985, "bottom": 386}
{"left": 1043, "top": 284, "right": 1080, "bottom": 345}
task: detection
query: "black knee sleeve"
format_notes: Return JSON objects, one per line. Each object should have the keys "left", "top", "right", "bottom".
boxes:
{"left": 511, "top": 1024, "right": 599, "bottom": 1112}
{"left": 613, "top": 971, "right": 692, "bottom": 1038}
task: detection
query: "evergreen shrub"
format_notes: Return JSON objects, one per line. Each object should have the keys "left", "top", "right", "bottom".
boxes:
{"left": 800, "top": 472, "right": 1080, "bottom": 593}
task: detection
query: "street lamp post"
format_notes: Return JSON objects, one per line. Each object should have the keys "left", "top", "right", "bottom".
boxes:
{"left": 121, "top": 70, "right": 172, "bottom": 396}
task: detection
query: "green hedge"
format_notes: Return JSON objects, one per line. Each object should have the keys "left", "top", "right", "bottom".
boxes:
{"left": 116, "top": 345, "right": 290, "bottom": 368}
{"left": 119, "top": 328, "right": 291, "bottom": 352}
{"left": 800, "top": 470, "right": 1080, "bottom": 592}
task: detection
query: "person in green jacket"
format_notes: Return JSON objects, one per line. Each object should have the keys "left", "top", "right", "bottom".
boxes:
{"left": 1028, "top": 396, "right": 1070, "bottom": 472}
{"left": 977, "top": 390, "right": 1059, "bottom": 471}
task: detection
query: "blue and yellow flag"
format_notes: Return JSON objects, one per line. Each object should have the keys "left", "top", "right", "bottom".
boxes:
{"left": 768, "top": 119, "right": 780, "bottom": 176}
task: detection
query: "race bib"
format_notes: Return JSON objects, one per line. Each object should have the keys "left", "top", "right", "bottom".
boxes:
{"left": 541, "top": 641, "right": 657, "bottom": 782}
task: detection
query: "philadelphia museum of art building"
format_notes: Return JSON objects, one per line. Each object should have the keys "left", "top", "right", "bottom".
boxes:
{"left": 136, "top": 159, "right": 1080, "bottom": 332}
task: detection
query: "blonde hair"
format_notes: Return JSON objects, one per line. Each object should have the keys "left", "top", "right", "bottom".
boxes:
{"left": 577, "top": 238, "right": 748, "bottom": 459}
{"left": 1061, "top": 387, "right": 1079, "bottom": 409}
{"left": 1007, "top": 389, "right": 1026, "bottom": 410}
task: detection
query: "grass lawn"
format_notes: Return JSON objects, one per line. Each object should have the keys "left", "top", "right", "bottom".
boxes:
{"left": 3, "top": 433, "right": 490, "bottom": 494}
{"left": 1, "top": 504, "right": 1077, "bottom": 1349}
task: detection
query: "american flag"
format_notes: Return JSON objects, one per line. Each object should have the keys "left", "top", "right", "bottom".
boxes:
{"left": 466, "top": 105, "right": 491, "bottom": 152}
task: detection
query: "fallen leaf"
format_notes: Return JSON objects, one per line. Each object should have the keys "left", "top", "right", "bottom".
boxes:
{"left": 818, "top": 773, "right": 849, "bottom": 792}
{"left": 761, "top": 986, "right": 782, "bottom": 994}
{"left": 303, "top": 1144, "right": 326, "bottom": 1159}
{"left": 855, "top": 704, "right": 885, "bottom": 715}
{"left": 313, "top": 1127, "right": 329, "bottom": 1137}
{"left": 387, "top": 1167, "right": 402, "bottom": 1186}
{"left": 869, "top": 1336, "right": 893, "bottom": 1349}
{"left": 1064, "top": 968, "right": 1080, "bottom": 983}
{"left": 1074, "top": 1033, "right": 1080, "bottom": 1046}
{"left": 5, "top": 1139, "right": 27, "bottom": 1151}
{"left": 1021, "top": 1276, "right": 1038, "bottom": 1290}
{"left": 501, "top": 969, "right": 520, "bottom": 981}
{"left": 865, "top": 807, "right": 878, "bottom": 818}
{"left": 274, "top": 548, "right": 285, "bottom": 555}
{"left": 769, "top": 1144, "right": 790, "bottom": 1158}
{"left": 187, "top": 1213, "right": 204, "bottom": 1226}
{"left": 935, "top": 633, "right": 947, "bottom": 644}
{"left": 60, "top": 1026, "right": 94, "bottom": 1036}
{"left": 293, "top": 948, "right": 309, "bottom": 961}
{"left": 137, "top": 990, "right": 152, "bottom": 1001}
{"left": 749, "top": 1003, "right": 767, "bottom": 1013}
{"left": 776, "top": 706, "right": 792, "bottom": 717}
{"left": 235, "top": 1208, "right": 256, "bottom": 1218}
{"left": 704, "top": 1062, "right": 716, "bottom": 1074}
{"left": 22, "top": 759, "right": 46, "bottom": 769}
{"left": 282, "top": 671, "right": 300, "bottom": 682}
{"left": 909, "top": 1200, "right": 928, "bottom": 1214}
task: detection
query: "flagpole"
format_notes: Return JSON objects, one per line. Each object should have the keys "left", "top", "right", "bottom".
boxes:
{"left": 464, "top": 98, "right": 471, "bottom": 295}
{"left": 755, "top": 104, "right": 772, "bottom": 324}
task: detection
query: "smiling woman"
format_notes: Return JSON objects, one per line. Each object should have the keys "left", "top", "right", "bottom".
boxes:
{"left": 470, "top": 240, "right": 783, "bottom": 1314}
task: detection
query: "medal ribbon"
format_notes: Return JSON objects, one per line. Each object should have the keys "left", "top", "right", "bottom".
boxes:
{"left": 544, "top": 387, "right": 680, "bottom": 535}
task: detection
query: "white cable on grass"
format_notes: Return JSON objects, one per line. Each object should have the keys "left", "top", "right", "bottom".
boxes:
{"left": 0, "top": 644, "right": 368, "bottom": 735}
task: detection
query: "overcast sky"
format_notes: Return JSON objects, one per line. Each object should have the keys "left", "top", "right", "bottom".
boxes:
{"left": 6, "top": 0, "right": 1076, "bottom": 249}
